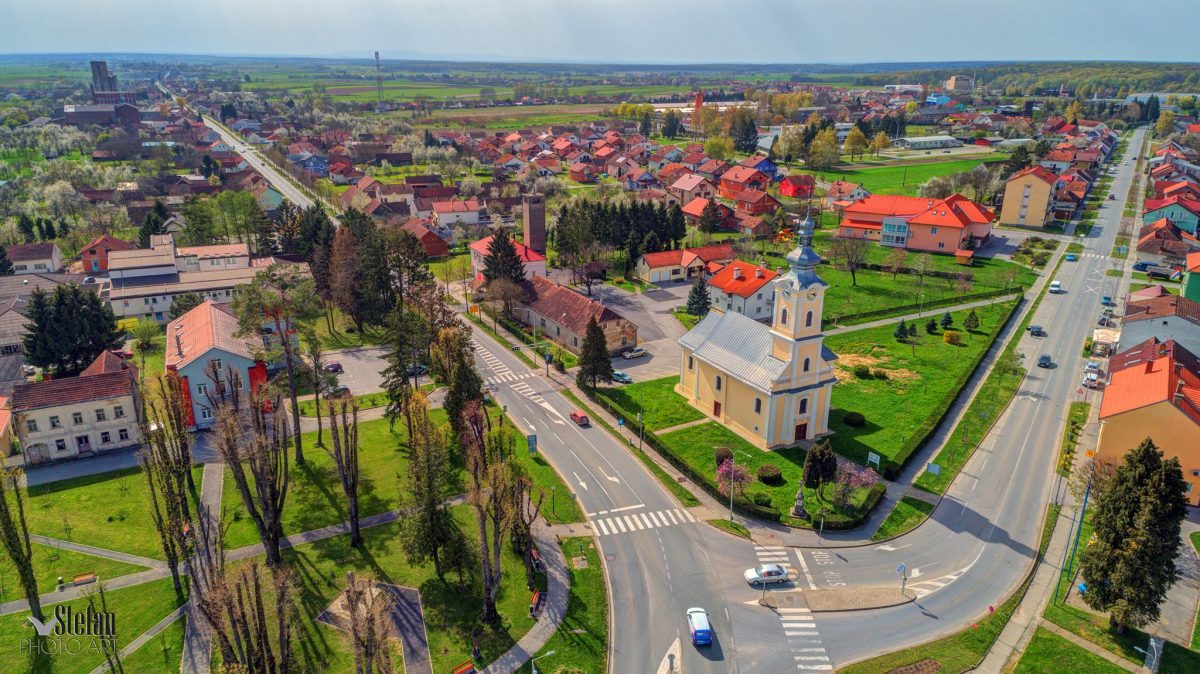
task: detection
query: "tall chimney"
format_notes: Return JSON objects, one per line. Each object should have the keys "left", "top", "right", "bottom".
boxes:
{"left": 522, "top": 194, "right": 546, "bottom": 254}
{"left": 174, "top": 332, "right": 185, "bottom": 358}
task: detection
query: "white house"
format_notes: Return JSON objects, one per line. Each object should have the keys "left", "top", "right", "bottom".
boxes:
{"left": 707, "top": 260, "right": 779, "bottom": 322}
{"left": 894, "top": 135, "right": 963, "bottom": 150}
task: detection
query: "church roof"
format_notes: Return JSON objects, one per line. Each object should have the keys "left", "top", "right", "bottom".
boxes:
{"left": 679, "top": 310, "right": 789, "bottom": 391}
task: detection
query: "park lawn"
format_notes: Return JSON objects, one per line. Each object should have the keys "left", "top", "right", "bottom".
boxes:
{"left": 1192, "top": 532, "right": 1200, "bottom": 650}
{"left": 312, "top": 307, "right": 387, "bottom": 350}
{"left": 673, "top": 310, "right": 701, "bottom": 330}
{"left": 1058, "top": 402, "right": 1090, "bottom": 476}
{"left": 0, "top": 576, "right": 185, "bottom": 674}
{"left": 296, "top": 386, "right": 439, "bottom": 417}
{"left": 795, "top": 157, "right": 1004, "bottom": 196}
{"left": 528, "top": 537, "right": 608, "bottom": 674}
{"left": 591, "top": 376, "right": 704, "bottom": 432}
{"left": 655, "top": 421, "right": 883, "bottom": 528}
{"left": 0, "top": 544, "right": 146, "bottom": 603}
{"left": 841, "top": 504, "right": 1059, "bottom": 674}
{"left": 824, "top": 300, "right": 1019, "bottom": 475}
{"left": 121, "top": 615, "right": 186, "bottom": 674}
{"left": 234, "top": 508, "right": 542, "bottom": 674}
{"left": 26, "top": 466, "right": 204, "bottom": 560}
{"left": 428, "top": 251, "right": 472, "bottom": 284}
{"left": 1015, "top": 627, "right": 1127, "bottom": 674}
{"left": 872, "top": 496, "right": 935, "bottom": 541}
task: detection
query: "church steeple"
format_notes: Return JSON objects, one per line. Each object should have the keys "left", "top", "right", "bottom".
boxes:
{"left": 771, "top": 215, "right": 827, "bottom": 343}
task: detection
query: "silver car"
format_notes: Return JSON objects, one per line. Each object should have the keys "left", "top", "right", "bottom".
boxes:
{"left": 743, "top": 564, "right": 789, "bottom": 586}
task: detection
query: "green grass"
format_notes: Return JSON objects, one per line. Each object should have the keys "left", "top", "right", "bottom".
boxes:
{"left": 559, "top": 388, "right": 701, "bottom": 508}
{"left": 1067, "top": 242, "right": 1085, "bottom": 254}
{"left": 591, "top": 376, "right": 705, "bottom": 432}
{"left": 872, "top": 496, "right": 935, "bottom": 541}
{"left": 841, "top": 504, "right": 1059, "bottom": 674}
{"left": 296, "top": 386, "right": 437, "bottom": 417}
{"left": 1105, "top": 269, "right": 1123, "bottom": 278}
{"left": 121, "top": 615, "right": 186, "bottom": 674}
{"left": 656, "top": 421, "right": 883, "bottom": 528}
{"left": 312, "top": 307, "right": 387, "bottom": 350}
{"left": 1191, "top": 532, "right": 1200, "bottom": 651}
{"left": 27, "top": 466, "right": 203, "bottom": 560}
{"left": 0, "top": 577, "right": 185, "bottom": 674}
{"left": 1058, "top": 402, "right": 1090, "bottom": 476}
{"left": 0, "top": 544, "right": 146, "bottom": 603}
{"left": 796, "top": 157, "right": 1004, "bottom": 196}
{"left": 1015, "top": 627, "right": 1127, "bottom": 674}
{"left": 673, "top": 309, "right": 701, "bottom": 330}
{"left": 523, "top": 537, "right": 608, "bottom": 673}
{"left": 223, "top": 404, "right": 580, "bottom": 547}
{"left": 825, "top": 300, "right": 1018, "bottom": 474}
{"left": 1111, "top": 237, "right": 1131, "bottom": 260}
{"left": 707, "top": 519, "right": 751, "bottom": 539}
{"left": 428, "top": 251, "right": 472, "bottom": 284}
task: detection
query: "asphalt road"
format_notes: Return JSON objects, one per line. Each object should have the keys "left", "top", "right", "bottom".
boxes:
{"left": 468, "top": 129, "right": 1145, "bottom": 672}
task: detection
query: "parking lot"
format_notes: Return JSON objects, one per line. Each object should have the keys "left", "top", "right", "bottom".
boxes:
{"left": 589, "top": 281, "right": 693, "bottom": 383}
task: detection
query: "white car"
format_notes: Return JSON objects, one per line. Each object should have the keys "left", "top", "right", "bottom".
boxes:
{"left": 622, "top": 346, "right": 648, "bottom": 360}
{"left": 743, "top": 564, "right": 789, "bottom": 586}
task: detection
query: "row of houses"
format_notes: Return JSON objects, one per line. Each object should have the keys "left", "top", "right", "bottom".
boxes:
{"left": 998, "top": 123, "right": 1119, "bottom": 229}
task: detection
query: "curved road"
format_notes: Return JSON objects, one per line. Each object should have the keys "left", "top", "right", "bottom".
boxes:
{"left": 468, "top": 128, "right": 1144, "bottom": 673}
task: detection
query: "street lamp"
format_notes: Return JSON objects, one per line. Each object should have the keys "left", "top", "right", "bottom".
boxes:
{"left": 1134, "top": 641, "right": 1161, "bottom": 671}
{"left": 550, "top": 485, "right": 556, "bottom": 518}
{"left": 531, "top": 650, "right": 556, "bottom": 674}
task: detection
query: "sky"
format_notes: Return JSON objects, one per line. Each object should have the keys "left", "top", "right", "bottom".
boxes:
{"left": 1, "top": 0, "right": 1197, "bottom": 64}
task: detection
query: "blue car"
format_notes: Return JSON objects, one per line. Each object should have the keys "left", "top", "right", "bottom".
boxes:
{"left": 687, "top": 608, "right": 713, "bottom": 646}
{"left": 1065, "top": 253, "right": 1078, "bottom": 261}
{"left": 611, "top": 370, "right": 632, "bottom": 384}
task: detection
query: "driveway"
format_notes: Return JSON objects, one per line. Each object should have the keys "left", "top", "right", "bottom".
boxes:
{"left": 325, "top": 346, "right": 388, "bottom": 395}
{"left": 588, "top": 281, "right": 691, "bottom": 382}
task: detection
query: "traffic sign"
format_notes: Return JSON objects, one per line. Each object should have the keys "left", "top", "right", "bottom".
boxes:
{"left": 896, "top": 563, "right": 906, "bottom": 576}
{"left": 617, "top": 418, "right": 624, "bottom": 427}
{"left": 927, "top": 463, "right": 941, "bottom": 476}
{"left": 867, "top": 452, "right": 880, "bottom": 467}
{"left": 528, "top": 435, "right": 537, "bottom": 454}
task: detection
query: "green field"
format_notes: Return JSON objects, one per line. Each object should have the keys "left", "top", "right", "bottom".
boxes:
{"left": 799, "top": 157, "right": 1005, "bottom": 196}
{"left": 532, "top": 537, "right": 609, "bottom": 674}
{"left": 1015, "top": 627, "right": 1127, "bottom": 674}
{"left": 591, "top": 376, "right": 705, "bottom": 432}
{"left": 872, "top": 496, "right": 935, "bottom": 540}
{"left": 0, "top": 543, "right": 146, "bottom": 603}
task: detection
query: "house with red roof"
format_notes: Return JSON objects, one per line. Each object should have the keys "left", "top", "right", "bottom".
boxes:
{"left": 778, "top": 174, "right": 816, "bottom": 198}
{"left": 1143, "top": 195, "right": 1200, "bottom": 234}
{"left": 658, "top": 162, "right": 693, "bottom": 186}
{"left": 394, "top": 218, "right": 449, "bottom": 258}
{"left": 431, "top": 199, "right": 481, "bottom": 227}
{"left": 81, "top": 234, "right": 137, "bottom": 273}
{"left": 999, "top": 165, "right": 1059, "bottom": 229}
{"left": 468, "top": 234, "right": 547, "bottom": 282}
{"left": 733, "top": 189, "right": 782, "bottom": 216}
{"left": 668, "top": 174, "right": 717, "bottom": 205}
{"left": 696, "top": 158, "right": 729, "bottom": 182}
{"left": 838, "top": 193, "right": 993, "bottom": 254}
{"left": 11, "top": 351, "right": 143, "bottom": 465}
{"left": 680, "top": 197, "right": 733, "bottom": 229}
{"left": 633, "top": 244, "right": 735, "bottom": 284}
{"left": 718, "top": 166, "right": 768, "bottom": 199}
{"left": 568, "top": 162, "right": 596, "bottom": 183}
{"left": 1121, "top": 295, "right": 1200, "bottom": 359}
{"left": 1098, "top": 338, "right": 1200, "bottom": 505}
{"left": 825, "top": 180, "right": 870, "bottom": 208}
{"left": 512, "top": 276, "right": 638, "bottom": 355}
{"left": 707, "top": 260, "right": 778, "bottom": 320}
{"left": 1137, "top": 218, "right": 1200, "bottom": 267}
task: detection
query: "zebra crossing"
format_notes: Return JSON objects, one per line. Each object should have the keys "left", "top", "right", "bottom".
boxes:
{"left": 752, "top": 545, "right": 833, "bottom": 670}
{"left": 485, "top": 371, "right": 536, "bottom": 385}
{"left": 512, "top": 380, "right": 548, "bottom": 406}
{"left": 590, "top": 507, "right": 696, "bottom": 536}
{"left": 470, "top": 340, "right": 512, "bottom": 377}
{"left": 1077, "top": 252, "right": 1110, "bottom": 260}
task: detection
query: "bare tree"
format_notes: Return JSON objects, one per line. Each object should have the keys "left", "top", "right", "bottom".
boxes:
{"left": 84, "top": 584, "right": 123, "bottom": 674}
{"left": 459, "top": 402, "right": 517, "bottom": 624}
{"left": 884, "top": 246, "right": 908, "bottom": 281}
{"left": 302, "top": 328, "right": 334, "bottom": 447}
{"left": 912, "top": 253, "right": 934, "bottom": 299}
{"left": 509, "top": 464, "right": 545, "bottom": 590}
{"left": 829, "top": 236, "right": 870, "bottom": 286}
{"left": 217, "top": 391, "right": 290, "bottom": 566}
{"left": 342, "top": 572, "right": 395, "bottom": 674}
{"left": 140, "top": 375, "right": 198, "bottom": 594}
{"left": 327, "top": 401, "right": 363, "bottom": 548}
{"left": 0, "top": 467, "right": 41, "bottom": 621}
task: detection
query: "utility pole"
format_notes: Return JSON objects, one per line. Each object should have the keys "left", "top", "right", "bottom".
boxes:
{"left": 374, "top": 51, "right": 384, "bottom": 114}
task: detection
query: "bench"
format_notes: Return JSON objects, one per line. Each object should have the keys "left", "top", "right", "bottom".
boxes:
{"left": 530, "top": 546, "right": 544, "bottom": 573}
{"left": 451, "top": 661, "right": 476, "bottom": 674}
{"left": 72, "top": 573, "right": 97, "bottom": 587}
{"left": 529, "top": 589, "right": 544, "bottom": 618}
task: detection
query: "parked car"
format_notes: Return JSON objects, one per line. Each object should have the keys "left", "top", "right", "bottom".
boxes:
{"left": 1101, "top": 295, "right": 1114, "bottom": 307}
{"left": 20, "top": 364, "right": 36, "bottom": 376}
{"left": 325, "top": 385, "right": 352, "bottom": 399}
{"left": 1037, "top": 354, "right": 1053, "bottom": 368}
{"left": 1083, "top": 372, "right": 1101, "bottom": 389}
{"left": 622, "top": 346, "right": 648, "bottom": 360}
{"left": 323, "top": 362, "right": 343, "bottom": 373}
{"left": 743, "top": 564, "right": 789, "bottom": 587}
{"left": 1097, "top": 315, "right": 1109, "bottom": 327}
{"left": 686, "top": 608, "right": 713, "bottom": 647}
{"left": 611, "top": 370, "right": 633, "bottom": 384}
{"left": 569, "top": 410, "right": 590, "bottom": 426}
{"left": 407, "top": 364, "right": 429, "bottom": 377}
{"left": 1065, "top": 253, "right": 1078, "bottom": 262}
{"left": 1085, "top": 361, "right": 1104, "bottom": 374}
{"left": 1108, "top": 193, "right": 1116, "bottom": 200}
{"left": 1028, "top": 325, "right": 1045, "bottom": 336}
{"left": 1132, "top": 261, "right": 1150, "bottom": 272}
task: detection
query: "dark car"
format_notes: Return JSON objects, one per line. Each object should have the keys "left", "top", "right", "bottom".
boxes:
{"left": 325, "top": 385, "right": 352, "bottom": 399}
{"left": 1028, "top": 325, "right": 1045, "bottom": 336}
{"left": 1037, "top": 354, "right": 1053, "bottom": 368}
{"left": 407, "top": 364, "right": 429, "bottom": 377}
{"left": 323, "top": 362, "right": 344, "bottom": 373}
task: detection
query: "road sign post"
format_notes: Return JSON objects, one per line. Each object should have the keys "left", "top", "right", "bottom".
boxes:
{"left": 867, "top": 452, "right": 880, "bottom": 469}
{"left": 897, "top": 562, "right": 908, "bottom": 594}
{"left": 528, "top": 435, "right": 537, "bottom": 455}
{"left": 927, "top": 463, "right": 941, "bottom": 476}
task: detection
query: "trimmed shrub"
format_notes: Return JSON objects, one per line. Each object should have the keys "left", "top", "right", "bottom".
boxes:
{"left": 853, "top": 364, "right": 871, "bottom": 379}
{"left": 843, "top": 411, "right": 866, "bottom": 428}
{"left": 943, "top": 330, "right": 963, "bottom": 345}
{"left": 757, "top": 464, "right": 784, "bottom": 485}
{"left": 714, "top": 446, "right": 733, "bottom": 468}
{"left": 750, "top": 492, "right": 772, "bottom": 507}
{"left": 872, "top": 369, "right": 888, "bottom": 380}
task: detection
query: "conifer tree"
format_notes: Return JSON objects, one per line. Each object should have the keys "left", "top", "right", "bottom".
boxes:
{"left": 482, "top": 228, "right": 526, "bottom": 285}
{"left": 686, "top": 273, "right": 711, "bottom": 316}
{"left": 577, "top": 316, "right": 614, "bottom": 389}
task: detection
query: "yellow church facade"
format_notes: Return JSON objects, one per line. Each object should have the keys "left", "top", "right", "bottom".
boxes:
{"left": 676, "top": 219, "right": 837, "bottom": 450}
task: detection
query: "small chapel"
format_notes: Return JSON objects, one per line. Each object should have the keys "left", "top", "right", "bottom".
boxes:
{"left": 676, "top": 217, "right": 837, "bottom": 450}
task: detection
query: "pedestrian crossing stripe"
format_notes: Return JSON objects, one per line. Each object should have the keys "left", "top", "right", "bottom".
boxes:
{"left": 485, "top": 372, "right": 535, "bottom": 384}
{"left": 591, "top": 508, "right": 695, "bottom": 536}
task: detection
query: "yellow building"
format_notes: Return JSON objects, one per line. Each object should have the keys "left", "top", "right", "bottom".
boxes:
{"left": 676, "top": 218, "right": 837, "bottom": 450}
{"left": 1097, "top": 339, "right": 1200, "bottom": 505}
{"left": 999, "top": 165, "right": 1058, "bottom": 229}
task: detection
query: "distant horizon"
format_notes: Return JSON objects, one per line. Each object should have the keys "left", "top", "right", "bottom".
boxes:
{"left": 2, "top": 0, "right": 1198, "bottom": 63}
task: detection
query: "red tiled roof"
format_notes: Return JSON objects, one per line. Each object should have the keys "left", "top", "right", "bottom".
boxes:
{"left": 826, "top": 181, "right": 863, "bottom": 198}
{"left": 640, "top": 244, "right": 735, "bottom": 269}
{"left": 780, "top": 174, "right": 815, "bottom": 187}
{"left": 707, "top": 260, "right": 778, "bottom": 298}
{"left": 1008, "top": 165, "right": 1059, "bottom": 185}
{"left": 521, "top": 276, "right": 627, "bottom": 335}
{"left": 165, "top": 300, "right": 257, "bottom": 371}
{"left": 1144, "top": 195, "right": 1200, "bottom": 218}
{"left": 721, "top": 166, "right": 766, "bottom": 185}
{"left": 11, "top": 353, "right": 137, "bottom": 412}
{"left": 468, "top": 235, "right": 546, "bottom": 263}
{"left": 6, "top": 243, "right": 57, "bottom": 262}
{"left": 80, "top": 350, "right": 129, "bottom": 377}
{"left": 83, "top": 235, "right": 136, "bottom": 254}
{"left": 431, "top": 199, "right": 481, "bottom": 214}
{"left": 1101, "top": 342, "right": 1200, "bottom": 423}
{"left": 1123, "top": 295, "right": 1200, "bottom": 325}
{"left": 670, "top": 174, "right": 712, "bottom": 192}
{"left": 1189, "top": 251, "right": 1200, "bottom": 273}
{"left": 178, "top": 243, "right": 249, "bottom": 259}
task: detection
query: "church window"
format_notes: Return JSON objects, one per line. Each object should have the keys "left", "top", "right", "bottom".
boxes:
{"left": 716, "top": 376, "right": 722, "bottom": 391}
{"left": 754, "top": 398, "right": 762, "bottom": 414}
{"left": 806, "top": 311, "right": 813, "bottom": 327}
{"left": 688, "top": 356, "right": 693, "bottom": 370}
{"left": 799, "top": 398, "right": 808, "bottom": 414}
{"left": 780, "top": 308, "right": 788, "bottom": 325}
{"left": 803, "top": 358, "right": 811, "bottom": 372}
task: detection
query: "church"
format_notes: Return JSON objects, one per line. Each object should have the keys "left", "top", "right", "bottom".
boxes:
{"left": 676, "top": 218, "right": 837, "bottom": 450}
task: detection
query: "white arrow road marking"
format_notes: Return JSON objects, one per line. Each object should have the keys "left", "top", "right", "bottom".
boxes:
{"left": 654, "top": 636, "right": 682, "bottom": 674}
{"left": 874, "top": 543, "right": 911, "bottom": 552}
{"left": 573, "top": 472, "right": 588, "bottom": 491}
{"left": 598, "top": 465, "right": 621, "bottom": 483}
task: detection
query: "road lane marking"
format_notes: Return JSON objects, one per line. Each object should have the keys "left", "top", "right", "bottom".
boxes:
{"left": 665, "top": 510, "right": 680, "bottom": 524}
{"left": 682, "top": 510, "right": 696, "bottom": 522}
{"left": 592, "top": 509, "right": 698, "bottom": 537}
{"left": 793, "top": 550, "right": 817, "bottom": 590}
{"left": 608, "top": 504, "right": 644, "bottom": 513}
{"left": 639, "top": 513, "right": 653, "bottom": 528}
{"left": 595, "top": 519, "right": 609, "bottom": 535}
{"left": 648, "top": 511, "right": 664, "bottom": 527}
{"left": 613, "top": 517, "right": 627, "bottom": 533}
{"left": 573, "top": 472, "right": 588, "bottom": 491}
